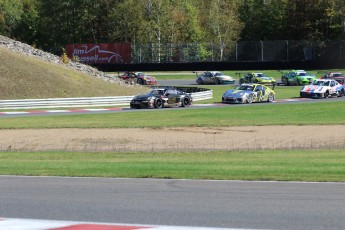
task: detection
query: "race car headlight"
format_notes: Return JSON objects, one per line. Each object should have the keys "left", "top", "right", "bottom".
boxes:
{"left": 223, "top": 91, "right": 230, "bottom": 96}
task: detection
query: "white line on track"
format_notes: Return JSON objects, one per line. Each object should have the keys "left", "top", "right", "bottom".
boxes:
{"left": 0, "top": 218, "right": 264, "bottom": 230}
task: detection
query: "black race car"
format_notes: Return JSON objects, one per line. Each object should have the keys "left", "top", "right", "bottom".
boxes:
{"left": 130, "top": 88, "right": 192, "bottom": 109}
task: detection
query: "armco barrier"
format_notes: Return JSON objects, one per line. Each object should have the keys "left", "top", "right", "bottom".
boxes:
{"left": 0, "top": 90, "right": 212, "bottom": 110}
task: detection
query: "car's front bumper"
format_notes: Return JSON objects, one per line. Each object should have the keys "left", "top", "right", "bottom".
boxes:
{"left": 222, "top": 96, "right": 244, "bottom": 103}
{"left": 130, "top": 100, "right": 154, "bottom": 109}
{"left": 300, "top": 91, "right": 323, "bottom": 98}
{"left": 146, "top": 81, "right": 157, "bottom": 85}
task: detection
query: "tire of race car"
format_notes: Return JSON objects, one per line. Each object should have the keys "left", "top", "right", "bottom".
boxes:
{"left": 215, "top": 78, "right": 220, "bottom": 84}
{"left": 246, "top": 94, "right": 254, "bottom": 103}
{"left": 338, "top": 90, "right": 344, "bottom": 97}
{"left": 267, "top": 93, "right": 274, "bottom": 102}
{"left": 154, "top": 98, "right": 163, "bottom": 108}
{"left": 283, "top": 78, "right": 288, "bottom": 86}
{"left": 324, "top": 91, "right": 329, "bottom": 98}
{"left": 197, "top": 78, "right": 203, "bottom": 85}
{"left": 181, "top": 97, "right": 190, "bottom": 107}
{"left": 137, "top": 79, "right": 144, "bottom": 85}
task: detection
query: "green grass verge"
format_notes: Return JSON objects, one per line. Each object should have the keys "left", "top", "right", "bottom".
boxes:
{"left": 1, "top": 150, "right": 344, "bottom": 182}
{"left": 1, "top": 101, "right": 345, "bottom": 129}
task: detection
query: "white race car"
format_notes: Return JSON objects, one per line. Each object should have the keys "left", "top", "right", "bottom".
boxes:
{"left": 196, "top": 71, "right": 235, "bottom": 85}
{"left": 300, "top": 79, "right": 345, "bottom": 98}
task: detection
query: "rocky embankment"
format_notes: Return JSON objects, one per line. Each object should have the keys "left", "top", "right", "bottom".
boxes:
{"left": 0, "top": 35, "right": 128, "bottom": 86}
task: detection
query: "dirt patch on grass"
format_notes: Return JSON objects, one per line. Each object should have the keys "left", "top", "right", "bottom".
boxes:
{"left": 1, "top": 126, "right": 345, "bottom": 152}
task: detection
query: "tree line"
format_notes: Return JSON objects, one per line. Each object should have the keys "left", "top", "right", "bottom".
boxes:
{"left": 1, "top": 0, "right": 345, "bottom": 55}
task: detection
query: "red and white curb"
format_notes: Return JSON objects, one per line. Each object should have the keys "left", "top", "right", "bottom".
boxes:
{"left": 0, "top": 218, "right": 260, "bottom": 230}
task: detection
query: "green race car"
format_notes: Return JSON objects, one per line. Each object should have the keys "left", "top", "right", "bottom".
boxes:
{"left": 281, "top": 70, "right": 316, "bottom": 86}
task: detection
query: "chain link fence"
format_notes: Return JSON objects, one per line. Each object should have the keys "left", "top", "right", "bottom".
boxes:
{"left": 133, "top": 40, "right": 345, "bottom": 64}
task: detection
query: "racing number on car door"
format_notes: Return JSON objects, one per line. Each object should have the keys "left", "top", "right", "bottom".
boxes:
{"left": 255, "top": 85, "right": 265, "bottom": 101}
{"left": 330, "top": 81, "right": 336, "bottom": 94}
{"left": 168, "top": 97, "right": 176, "bottom": 104}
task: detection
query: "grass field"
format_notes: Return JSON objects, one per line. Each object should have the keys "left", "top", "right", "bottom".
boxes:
{"left": 1, "top": 150, "right": 345, "bottom": 182}
{"left": 1, "top": 100, "right": 345, "bottom": 182}
{"left": 1, "top": 49, "right": 345, "bottom": 182}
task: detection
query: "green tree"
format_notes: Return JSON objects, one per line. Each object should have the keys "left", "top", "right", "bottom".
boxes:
{"left": 171, "top": 0, "right": 204, "bottom": 43}
{"left": 284, "top": 0, "right": 337, "bottom": 40}
{"left": 0, "top": 0, "right": 23, "bottom": 36}
{"left": 13, "top": 0, "right": 39, "bottom": 45}
{"left": 109, "top": 0, "right": 144, "bottom": 44}
{"left": 327, "top": 0, "right": 345, "bottom": 38}
{"left": 204, "top": 0, "right": 243, "bottom": 60}
{"left": 238, "top": 0, "right": 289, "bottom": 40}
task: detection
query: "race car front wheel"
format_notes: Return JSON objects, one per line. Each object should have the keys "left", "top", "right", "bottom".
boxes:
{"left": 283, "top": 78, "right": 288, "bottom": 86}
{"left": 324, "top": 91, "right": 329, "bottom": 98}
{"left": 154, "top": 98, "right": 163, "bottom": 108}
{"left": 246, "top": 94, "right": 254, "bottom": 103}
{"left": 181, "top": 97, "right": 190, "bottom": 107}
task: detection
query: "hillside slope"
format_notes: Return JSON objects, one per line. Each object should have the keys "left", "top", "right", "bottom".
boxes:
{"left": 0, "top": 44, "right": 146, "bottom": 100}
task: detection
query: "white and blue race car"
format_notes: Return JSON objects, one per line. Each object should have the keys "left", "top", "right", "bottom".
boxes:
{"left": 300, "top": 79, "right": 345, "bottom": 98}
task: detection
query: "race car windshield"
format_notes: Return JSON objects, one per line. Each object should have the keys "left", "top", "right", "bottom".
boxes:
{"left": 150, "top": 90, "right": 164, "bottom": 95}
{"left": 333, "top": 73, "right": 342, "bottom": 77}
{"left": 214, "top": 72, "right": 224, "bottom": 76}
{"left": 312, "top": 81, "right": 324, "bottom": 86}
{"left": 238, "top": 85, "right": 254, "bottom": 91}
{"left": 322, "top": 81, "right": 330, "bottom": 86}
{"left": 256, "top": 73, "right": 266, "bottom": 77}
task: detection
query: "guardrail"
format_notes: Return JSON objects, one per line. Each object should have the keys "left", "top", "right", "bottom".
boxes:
{"left": 0, "top": 90, "right": 213, "bottom": 110}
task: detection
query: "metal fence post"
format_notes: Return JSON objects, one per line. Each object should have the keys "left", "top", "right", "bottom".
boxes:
{"left": 261, "top": 40, "right": 264, "bottom": 61}
{"left": 286, "top": 40, "right": 289, "bottom": 61}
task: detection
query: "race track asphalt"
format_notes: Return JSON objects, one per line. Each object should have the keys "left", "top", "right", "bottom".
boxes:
{"left": 1, "top": 176, "right": 345, "bottom": 230}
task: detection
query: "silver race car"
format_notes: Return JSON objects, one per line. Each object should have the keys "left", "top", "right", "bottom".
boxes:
{"left": 222, "top": 83, "right": 276, "bottom": 104}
